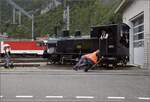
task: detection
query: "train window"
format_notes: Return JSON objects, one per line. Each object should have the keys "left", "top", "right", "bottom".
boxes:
{"left": 120, "top": 24, "right": 129, "bottom": 48}
{"left": 36, "top": 42, "right": 43, "bottom": 47}
{"left": 100, "top": 30, "right": 108, "bottom": 40}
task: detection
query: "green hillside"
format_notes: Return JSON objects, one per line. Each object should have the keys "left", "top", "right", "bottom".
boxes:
{"left": 0, "top": 0, "right": 122, "bottom": 39}
{"left": 36, "top": 0, "right": 122, "bottom": 37}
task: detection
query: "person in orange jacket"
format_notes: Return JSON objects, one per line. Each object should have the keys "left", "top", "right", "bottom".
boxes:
{"left": 73, "top": 49, "right": 100, "bottom": 72}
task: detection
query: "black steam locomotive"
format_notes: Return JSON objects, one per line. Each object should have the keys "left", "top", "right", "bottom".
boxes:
{"left": 91, "top": 23, "right": 130, "bottom": 67}
{"left": 44, "top": 23, "right": 130, "bottom": 67}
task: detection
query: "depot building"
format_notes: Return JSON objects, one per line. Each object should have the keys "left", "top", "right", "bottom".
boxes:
{"left": 115, "top": 0, "right": 150, "bottom": 69}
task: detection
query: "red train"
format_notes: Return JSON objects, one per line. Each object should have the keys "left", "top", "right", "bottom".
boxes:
{"left": 0, "top": 40, "right": 45, "bottom": 56}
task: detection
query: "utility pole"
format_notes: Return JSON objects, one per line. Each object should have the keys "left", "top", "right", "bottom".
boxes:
{"left": 18, "top": 11, "right": 22, "bottom": 25}
{"left": 0, "top": 0, "right": 2, "bottom": 32}
{"left": 66, "top": 5, "right": 69, "bottom": 31}
{"left": 31, "top": 14, "right": 35, "bottom": 40}
{"left": 63, "top": 0, "right": 69, "bottom": 30}
{"left": 13, "top": 8, "right": 16, "bottom": 24}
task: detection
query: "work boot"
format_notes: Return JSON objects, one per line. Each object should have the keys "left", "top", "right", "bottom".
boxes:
{"left": 10, "top": 63, "right": 14, "bottom": 69}
{"left": 73, "top": 66, "right": 78, "bottom": 71}
{"left": 4, "top": 63, "right": 9, "bottom": 69}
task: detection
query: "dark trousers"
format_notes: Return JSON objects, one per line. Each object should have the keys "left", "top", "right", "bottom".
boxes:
{"left": 74, "top": 56, "right": 93, "bottom": 70}
{"left": 4, "top": 53, "right": 11, "bottom": 67}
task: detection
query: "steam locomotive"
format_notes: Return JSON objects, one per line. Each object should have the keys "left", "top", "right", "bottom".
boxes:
{"left": 44, "top": 23, "right": 130, "bottom": 67}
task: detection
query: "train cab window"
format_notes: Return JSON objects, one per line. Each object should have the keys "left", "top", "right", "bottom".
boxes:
{"left": 100, "top": 30, "right": 108, "bottom": 40}
{"left": 36, "top": 42, "right": 44, "bottom": 47}
{"left": 120, "top": 24, "right": 130, "bottom": 48}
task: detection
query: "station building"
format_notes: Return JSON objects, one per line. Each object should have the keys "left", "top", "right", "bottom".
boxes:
{"left": 115, "top": 0, "right": 150, "bottom": 69}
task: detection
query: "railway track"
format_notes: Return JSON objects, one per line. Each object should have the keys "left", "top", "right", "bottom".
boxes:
{"left": 0, "top": 56, "right": 136, "bottom": 70}
{"left": 0, "top": 57, "right": 47, "bottom": 67}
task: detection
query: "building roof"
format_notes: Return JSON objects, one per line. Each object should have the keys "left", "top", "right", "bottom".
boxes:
{"left": 114, "top": 0, "right": 134, "bottom": 14}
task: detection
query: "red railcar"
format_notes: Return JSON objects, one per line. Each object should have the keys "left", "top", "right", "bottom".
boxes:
{"left": 0, "top": 40, "right": 45, "bottom": 56}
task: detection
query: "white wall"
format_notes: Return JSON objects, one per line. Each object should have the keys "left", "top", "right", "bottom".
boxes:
{"left": 134, "top": 47, "right": 144, "bottom": 65}
{"left": 122, "top": 0, "right": 150, "bottom": 68}
{"left": 144, "top": 0, "right": 150, "bottom": 68}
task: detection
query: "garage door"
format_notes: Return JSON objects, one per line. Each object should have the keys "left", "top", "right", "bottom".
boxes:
{"left": 132, "top": 14, "right": 144, "bottom": 65}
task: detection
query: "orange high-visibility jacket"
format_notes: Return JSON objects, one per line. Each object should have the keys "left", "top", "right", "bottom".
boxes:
{"left": 84, "top": 51, "right": 98, "bottom": 64}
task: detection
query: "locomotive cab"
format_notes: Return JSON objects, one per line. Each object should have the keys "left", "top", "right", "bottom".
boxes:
{"left": 91, "top": 23, "right": 130, "bottom": 67}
